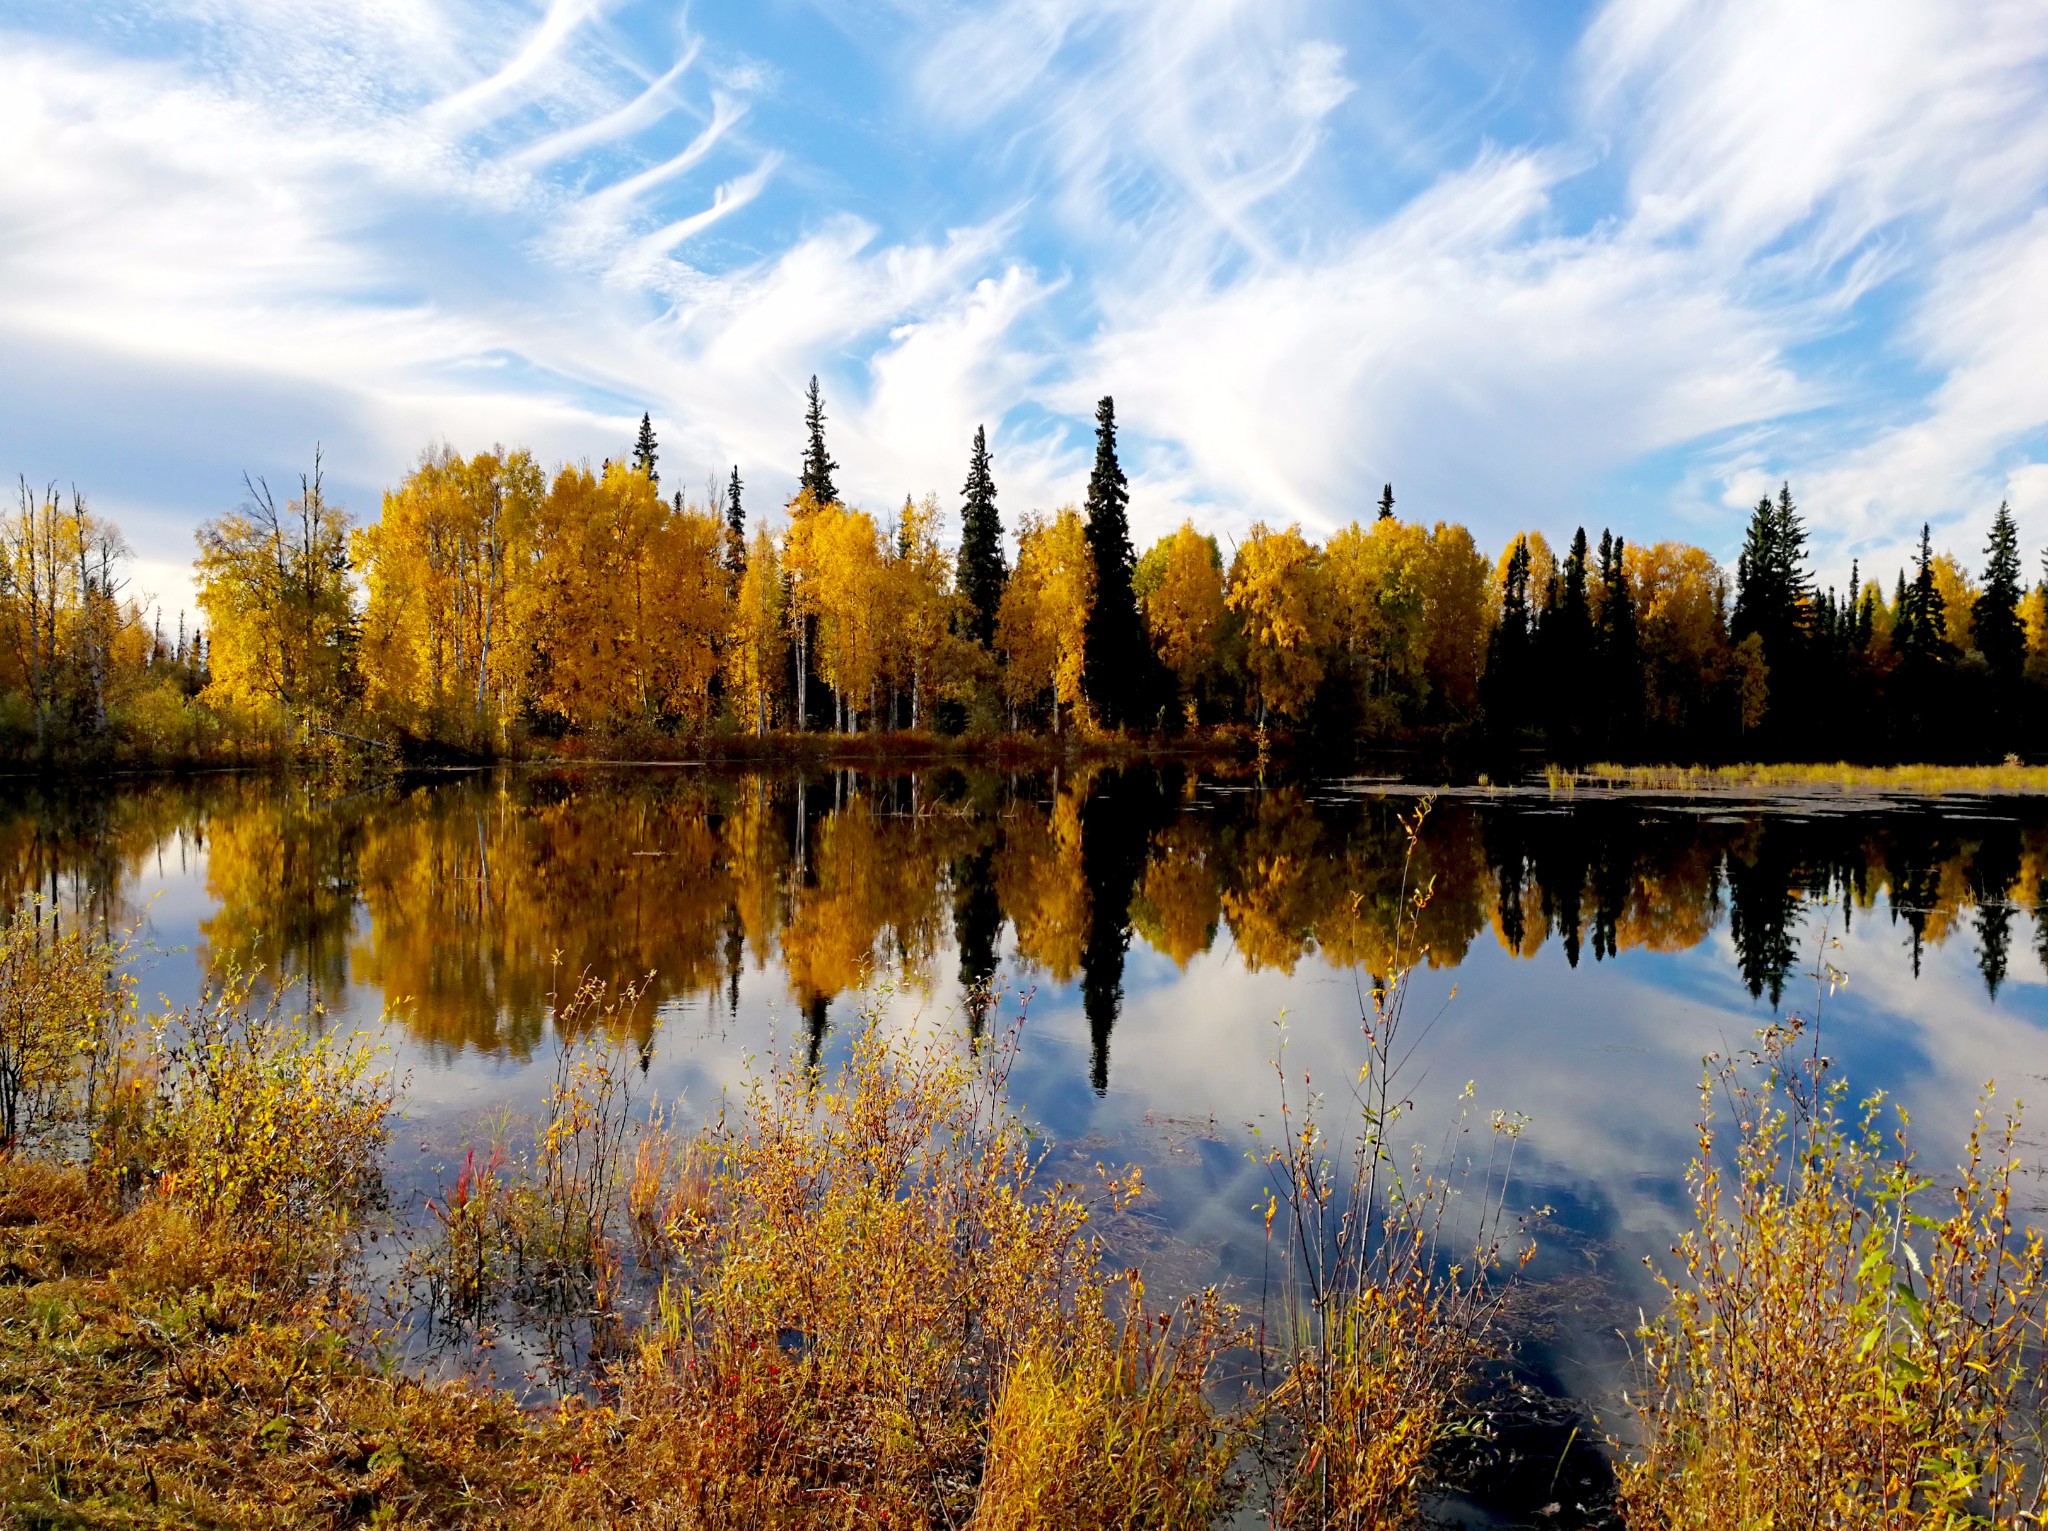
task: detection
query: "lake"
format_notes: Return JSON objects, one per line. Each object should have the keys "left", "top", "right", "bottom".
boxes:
{"left": 11, "top": 763, "right": 2047, "bottom": 1523}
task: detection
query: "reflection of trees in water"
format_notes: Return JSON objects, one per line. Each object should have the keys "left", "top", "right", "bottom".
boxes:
{"left": 2, "top": 773, "right": 2044, "bottom": 1084}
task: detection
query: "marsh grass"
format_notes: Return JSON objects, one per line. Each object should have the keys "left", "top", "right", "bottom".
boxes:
{"left": 1572, "top": 759, "right": 2048, "bottom": 795}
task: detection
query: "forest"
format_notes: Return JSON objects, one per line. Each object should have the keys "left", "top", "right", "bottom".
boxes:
{"left": 8, "top": 379, "right": 2048, "bottom": 765}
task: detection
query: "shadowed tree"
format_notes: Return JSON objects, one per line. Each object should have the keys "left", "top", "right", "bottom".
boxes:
{"left": 952, "top": 844, "right": 1002, "bottom": 1039}
{"left": 1081, "top": 397, "right": 1147, "bottom": 729}
{"left": 1078, "top": 768, "right": 1161, "bottom": 1093}
{"left": 955, "top": 425, "right": 1006, "bottom": 648}
{"left": 1975, "top": 502, "right": 2025, "bottom": 694}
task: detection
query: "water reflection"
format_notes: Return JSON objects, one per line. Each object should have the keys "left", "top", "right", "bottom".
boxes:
{"left": 0, "top": 768, "right": 2041, "bottom": 1089}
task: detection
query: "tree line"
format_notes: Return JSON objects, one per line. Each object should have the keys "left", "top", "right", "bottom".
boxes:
{"left": 7, "top": 382, "right": 2048, "bottom": 762}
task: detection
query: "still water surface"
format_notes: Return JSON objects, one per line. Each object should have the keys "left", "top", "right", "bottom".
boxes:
{"left": 11, "top": 764, "right": 2048, "bottom": 1513}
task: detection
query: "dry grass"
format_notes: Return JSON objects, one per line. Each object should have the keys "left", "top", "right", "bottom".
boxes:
{"left": 1568, "top": 759, "right": 2048, "bottom": 795}
{"left": 1620, "top": 1013, "right": 2048, "bottom": 1528}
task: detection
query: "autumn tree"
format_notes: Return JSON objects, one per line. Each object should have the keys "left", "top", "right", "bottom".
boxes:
{"left": 519, "top": 461, "right": 726, "bottom": 732}
{"left": 1137, "top": 522, "right": 1225, "bottom": 725}
{"left": 196, "top": 451, "right": 358, "bottom": 721}
{"left": 1627, "top": 540, "right": 1732, "bottom": 744}
{"left": 1324, "top": 517, "right": 1426, "bottom": 734}
{"left": 1413, "top": 521, "right": 1492, "bottom": 721}
{"left": 1080, "top": 397, "right": 1149, "bottom": 729}
{"left": 809, "top": 503, "right": 887, "bottom": 731}
{"left": 729, "top": 527, "right": 786, "bottom": 736}
{"left": 356, "top": 446, "right": 542, "bottom": 742}
{"left": 886, "top": 493, "right": 960, "bottom": 728}
{"left": 1226, "top": 522, "right": 1329, "bottom": 725}
{"left": 997, "top": 508, "right": 1093, "bottom": 733}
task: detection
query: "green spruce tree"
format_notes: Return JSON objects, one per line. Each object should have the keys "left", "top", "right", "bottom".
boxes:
{"left": 1482, "top": 538, "right": 1533, "bottom": 737}
{"left": 800, "top": 377, "right": 838, "bottom": 505}
{"left": 1974, "top": 501, "right": 2024, "bottom": 687}
{"left": 1598, "top": 531, "right": 1643, "bottom": 752}
{"left": 955, "top": 425, "right": 1007, "bottom": 648}
{"left": 1081, "top": 397, "right": 1146, "bottom": 729}
{"left": 725, "top": 466, "right": 747, "bottom": 577}
{"left": 1898, "top": 523, "right": 1952, "bottom": 664}
{"left": 1376, "top": 483, "right": 1395, "bottom": 521}
{"left": 632, "top": 413, "right": 659, "bottom": 489}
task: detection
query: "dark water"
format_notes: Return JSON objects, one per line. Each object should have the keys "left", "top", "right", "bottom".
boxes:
{"left": 11, "top": 765, "right": 2048, "bottom": 1521}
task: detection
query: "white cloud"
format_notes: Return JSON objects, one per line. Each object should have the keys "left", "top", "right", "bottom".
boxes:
{"left": 2, "top": 0, "right": 2047, "bottom": 595}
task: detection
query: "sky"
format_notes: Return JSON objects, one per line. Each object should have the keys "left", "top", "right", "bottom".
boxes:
{"left": 2, "top": 0, "right": 2047, "bottom": 621}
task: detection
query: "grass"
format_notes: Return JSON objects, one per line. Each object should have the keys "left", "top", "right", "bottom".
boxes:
{"left": 1565, "top": 759, "right": 2048, "bottom": 795}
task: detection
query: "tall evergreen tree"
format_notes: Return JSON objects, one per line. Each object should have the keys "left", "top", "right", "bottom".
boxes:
{"left": 1731, "top": 482, "right": 1810, "bottom": 663}
{"left": 800, "top": 376, "right": 838, "bottom": 505}
{"left": 1544, "top": 528, "right": 1594, "bottom": 751}
{"left": 1597, "top": 531, "right": 1642, "bottom": 750}
{"left": 1974, "top": 501, "right": 2024, "bottom": 686}
{"left": 1898, "top": 523, "right": 1952, "bottom": 664}
{"left": 1376, "top": 483, "right": 1395, "bottom": 521}
{"left": 1081, "top": 396, "right": 1146, "bottom": 728}
{"left": 1482, "top": 537, "right": 1533, "bottom": 736}
{"left": 725, "top": 466, "right": 747, "bottom": 577}
{"left": 955, "top": 425, "right": 1007, "bottom": 647}
{"left": 632, "top": 413, "right": 659, "bottom": 488}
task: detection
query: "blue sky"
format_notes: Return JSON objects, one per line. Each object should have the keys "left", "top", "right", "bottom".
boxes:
{"left": 2, "top": 0, "right": 2046, "bottom": 619}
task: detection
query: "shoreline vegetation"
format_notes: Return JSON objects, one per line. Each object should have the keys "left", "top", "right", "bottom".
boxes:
{"left": 9, "top": 381, "right": 2048, "bottom": 780}
{"left": 2, "top": 838, "right": 2046, "bottom": 1527}
{"left": 1557, "top": 760, "right": 2048, "bottom": 796}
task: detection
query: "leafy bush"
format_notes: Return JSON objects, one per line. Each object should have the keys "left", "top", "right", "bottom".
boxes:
{"left": 1621, "top": 1019, "right": 2048, "bottom": 1528}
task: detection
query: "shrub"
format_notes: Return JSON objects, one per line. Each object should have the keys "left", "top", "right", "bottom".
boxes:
{"left": 0, "top": 907, "right": 126, "bottom": 1153}
{"left": 1255, "top": 800, "right": 1528, "bottom": 1527}
{"left": 131, "top": 986, "right": 393, "bottom": 1292}
{"left": 1620, "top": 1019, "right": 2048, "bottom": 1528}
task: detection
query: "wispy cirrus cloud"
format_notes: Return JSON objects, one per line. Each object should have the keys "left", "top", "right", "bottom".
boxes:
{"left": 0, "top": 0, "right": 2045, "bottom": 618}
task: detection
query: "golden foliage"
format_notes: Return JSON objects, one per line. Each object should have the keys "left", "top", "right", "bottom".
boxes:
{"left": 1228, "top": 522, "right": 1330, "bottom": 723}
{"left": 1141, "top": 523, "right": 1227, "bottom": 709}
{"left": 998, "top": 508, "right": 1094, "bottom": 731}
{"left": 1622, "top": 1021, "right": 2048, "bottom": 1529}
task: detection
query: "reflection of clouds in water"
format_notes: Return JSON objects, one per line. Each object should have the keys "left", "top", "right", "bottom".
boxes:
{"left": 6, "top": 768, "right": 2048, "bottom": 1399}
